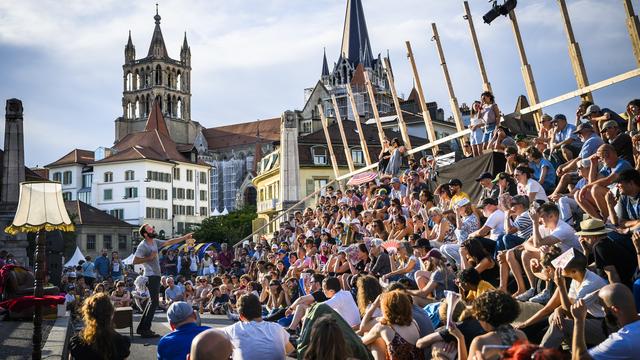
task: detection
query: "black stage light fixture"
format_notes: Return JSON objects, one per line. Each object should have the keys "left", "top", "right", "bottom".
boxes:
{"left": 483, "top": 0, "right": 518, "bottom": 24}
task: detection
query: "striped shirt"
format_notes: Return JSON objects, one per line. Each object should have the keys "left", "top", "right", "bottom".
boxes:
{"left": 512, "top": 211, "right": 533, "bottom": 239}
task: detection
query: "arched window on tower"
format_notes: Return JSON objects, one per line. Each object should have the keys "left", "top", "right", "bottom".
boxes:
{"left": 177, "top": 98, "right": 183, "bottom": 119}
{"left": 156, "top": 95, "right": 162, "bottom": 111}
{"left": 145, "top": 67, "right": 151, "bottom": 87}
{"left": 134, "top": 71, "right": 140, "bottom": 90}
{"left": 155, "top": 65, "right": 162, "bottom": 85}
{"left": 167, "top": 72, "right": 173, "bottom": 89}
{"left": 176, "top": 72, "right": 182, "bottom": 91}
{"left": 135, "top": 99, "right": 140, "bottom": 118}
{"left": 127, "top": 102, "right": 133, "bottom": 119}
{"left": 126, "top": 72, "right": 133, "bottom": 91}
{"left": 145, "top": 95, "right": 150, "bottom": 116}
{"left": 166, "top": 95, "right": 173, "bottom": 116}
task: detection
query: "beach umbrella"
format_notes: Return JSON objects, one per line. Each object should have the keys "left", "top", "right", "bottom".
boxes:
{"left": 346, "top": 171, "right": 377, "bottom": 186}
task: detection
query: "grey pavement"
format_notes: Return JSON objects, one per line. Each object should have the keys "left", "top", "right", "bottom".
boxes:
{"left": 0, "top": 319, "right": 54, "bottom": 360}
{"left": 122, "top": 311, "right": 234, "bottom": 360}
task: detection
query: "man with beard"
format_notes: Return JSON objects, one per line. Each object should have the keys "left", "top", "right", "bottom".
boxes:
{"left": 133, "top": 224, "right": 193, "bottom": 338}
{"left": 571, "top": 283, "right": 640, "bottom": 359}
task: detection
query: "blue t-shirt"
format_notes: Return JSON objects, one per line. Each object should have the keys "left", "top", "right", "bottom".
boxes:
{"left": 94, "top": 256, "right": 110, "bottom": 277}
{"left": 579, "top": 134, "right": 605, "bottom": 159}
{"left": 600, "top": 159, "right": 632, "bottom": 178}
{"left": 529, "top": 159, "right": 556, "bottom": 188}
{"left": 81, "top": 261, "right": 96, "bottom": 278}
{"left": 555, "top": 123, "right": 579, "bottom": 143}
{"left": 157, "top": 323, "right": 210, "bottom": 360}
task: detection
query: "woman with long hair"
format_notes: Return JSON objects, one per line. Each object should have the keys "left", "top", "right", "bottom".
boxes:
{"left": 385, "top": 138, "right": 405, "bottom": 176}
{"left": 356, "top": 275, "right": 384, "bottom": 334}
{"left": 514, "top": 165, "right": 548, "bottom": 205}
{"left": 434, "top": 184, "right": 452, "bottom": 210}
{"left": 426, "top": 207, "right": 456, "bottom": 248}
{"left": 388, "top": 215, "right": 411, "bottom": 242}
{"left": 410, "top": 249, "right": 456, "bottom": 306}
{"left": 469, "top": 100, "right": 484, "bottom": 157}
{"left": 361, "top": 290, "right": 424, "bottom": 360}
{"left": 303, "top": 315, "right": 352, "bottom": 360}
{"left": 372, "top": 219, "right": 389, "bottom": 241}
{"left": 460, "top": 238, "right": 499, "bottom": 286}
{"left": 69, "top": 293, "right": 131, "bottom": 360}
{"left": 480, "top": 91, "right": 500, "bottom": 150}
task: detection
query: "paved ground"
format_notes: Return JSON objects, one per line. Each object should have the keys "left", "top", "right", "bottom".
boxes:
{"left": 122, "top": 311, "right": 234, "bottom": 360}
{"left": 0, "top": 319, "right": 54, "bottom": 360}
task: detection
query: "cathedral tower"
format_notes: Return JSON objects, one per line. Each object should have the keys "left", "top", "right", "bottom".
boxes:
{"left": 115, "top": 6, "right": 198, "bottom": 145}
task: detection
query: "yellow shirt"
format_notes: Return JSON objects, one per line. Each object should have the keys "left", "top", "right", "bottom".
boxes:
{"left": 466, "top": 280, "right": 495, "bottom": 301}
{"left": 450, "top": 192, "right": 471, "bottom": 209}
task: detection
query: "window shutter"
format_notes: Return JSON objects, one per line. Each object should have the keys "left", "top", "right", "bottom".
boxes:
{"left": 306, "top": 179, "right": 314, "bottom": 196}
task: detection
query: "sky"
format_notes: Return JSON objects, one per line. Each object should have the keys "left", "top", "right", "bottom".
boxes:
{"left": 0, "top": 0, "right": 638, "bottom": 167}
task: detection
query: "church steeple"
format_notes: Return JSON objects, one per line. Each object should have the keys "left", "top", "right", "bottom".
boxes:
{"left": 340, "top": 0, "right": 373, "bottom": 67}
{"left": 147, "top": 4, "right": 169, "bottom": 59}
{"left": 125, "top": 30, "right": 135, "bottom": 63}
{"left": 180, "top": 32, "right": 191, "bottom": 66}
{"left": 321, "top": 48, "right": 329, "bottom": 77}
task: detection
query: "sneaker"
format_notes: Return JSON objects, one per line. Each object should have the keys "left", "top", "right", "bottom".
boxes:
{"left": 529, "top": 287, "right": 551, "bottom": 304}
{"left": 139, "top": 330, "right": 160, "bottom": 338}
{"left": 515, "top": 288, "right": 536, "bottom": 302}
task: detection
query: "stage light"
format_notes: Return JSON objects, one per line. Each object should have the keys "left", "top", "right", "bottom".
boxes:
{"left": 483, "top": 0, "right": 518, "bottom": 24}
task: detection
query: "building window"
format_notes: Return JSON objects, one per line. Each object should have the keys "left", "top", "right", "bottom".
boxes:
{"left": 301, "top": 120, "right": 312, "bottom": 133}
{"left": 186, "top": 189, "right": 194, "bottom": 200}
{"left": 199, "top": 190, "right": 207, "bottom": 201}
{"left": 173, "top": 168, "right": 180, "bottom": 181}
{"left": 125, "top": 170, "right": 135, "bottom": 181}
{"left": 146, "top": 207, "right": 167, "bottom": 219}
{"left": 124, "top": 187, "right": 138, "bottom": 199}
{"left": 103, "top": 189, "right": 113, "bottom": 201}
{"left": 109, "top": 209, "right": 124, "bottom": 220}
{"left": 146, "top": 188, "right": 167, "bottom": 200}
{"left": 199, "top": 172, "right": 207, "bottom": 184}
{"left": 175, "top": 188, "right": 185, "bottom": 199}
{"left": 118, "top": 235, "right": 127, "bottom": 250}
{"left": 146, "top": 171, "right": 171, "bottom": 182}
{"left": 311, "top": 146, "right": 327, "bottom": 165}
{"left": 63, "top": 171, "right": 72, "bottom": 185}
{"left": 82, "top": 174, "right": 93, "bottom": 188}
{"left": 103, "top": 235, "right": 112, "bottom": 250}
{"left": 351, "top": 148, "right": 365, "bottom": 165}
{"left": 86, "top": 234, "right": 96, "bottom": 250}
{"left": 186, "top": 206, "right": 195, "bottom": 216}
{"left": 200, "top": 206, "right": 208, "bottom": 216}
{"left": 314, "top": 178, "right": 329, "bottom": 196}
{"left": 52, "top": 172, "right": 62, "bottom": 182}
{"left": 78, "top": 191, "right": 91, "bottom": 204}
{"left": 186, "top": 170, "right": 193, "bottom": 182}
{"left": 104, "top": 172, "right": 113, "bottom": 183}
{"left": 62, "top": 191, "right": 72, "bottom": 201}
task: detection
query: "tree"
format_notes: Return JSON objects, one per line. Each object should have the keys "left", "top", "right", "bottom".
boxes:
{"left": 194, "top": 206, "right": 257, "bottom": 246}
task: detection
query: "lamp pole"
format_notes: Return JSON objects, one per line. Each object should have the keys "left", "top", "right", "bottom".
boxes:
{"left": 32, "top": 228, "right": 46, "bottom": 360}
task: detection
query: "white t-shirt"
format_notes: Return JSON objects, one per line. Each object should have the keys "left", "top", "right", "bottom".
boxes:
{"left": 518, "top": 179, "right": 548, "bottom": 202}
{"left": 539, "top": 220, "right": 580, "bottom": 252}
{"left": 484, "top": 209, "right": 505, "bottom": 240}
{"left": 323, "top": 290, "right": 361, "bottom": 327}
{"left": 568, "top": 270, "right": 608, "bottom": 318}
{"left": 589, "top": 319, "right": 640, "bottom": 359}
{"left": 223, "top": 320, "right": 290, "bottom": 360}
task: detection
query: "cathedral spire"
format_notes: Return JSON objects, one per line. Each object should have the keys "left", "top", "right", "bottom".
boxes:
{"left": 340, "top": 0, "right": 373, "bottom": 67}
{"left": 321, "top": 47, "right": 329, "bottom": 77}
{"left": 125, "top": 30, "right": 136, "bottom": 63}
{"left": 147, "top": 4, "right": 169, "bottom": 59}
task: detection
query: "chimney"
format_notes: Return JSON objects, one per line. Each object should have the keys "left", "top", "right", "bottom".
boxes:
{"left": 2, "top": 99, "right": 25, "bottom": 204}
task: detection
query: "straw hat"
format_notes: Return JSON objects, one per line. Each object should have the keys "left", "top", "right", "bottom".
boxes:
{"left": 575, "top": 218, "right": 612, "bottom": 236}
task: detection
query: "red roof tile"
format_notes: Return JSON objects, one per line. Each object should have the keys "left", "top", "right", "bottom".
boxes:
{"left": 203, "top": 117, "right": 280, "bottom": 150}
{"left": 46, "top": 149, "right": 95, "bottom": 168}
{"left": 145, "top": 99, "right": 171, "bottom": 137}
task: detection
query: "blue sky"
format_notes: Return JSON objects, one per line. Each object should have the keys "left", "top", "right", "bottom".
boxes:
{"left": 0, "top": 0, "right": 638, "bottom": 167}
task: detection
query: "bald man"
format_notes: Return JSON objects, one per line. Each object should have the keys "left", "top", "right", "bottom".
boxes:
{"left": 576, "top": 144, "right": 632, "bottom": 221}
{"left": 188, "top": 329, "right": 233, "bottom": 360}
{"left": 571, "top": 283, "right": 640, "bottom": 359}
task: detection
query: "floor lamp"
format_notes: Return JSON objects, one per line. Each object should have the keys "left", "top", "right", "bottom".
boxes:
{"left": 5, "top": 181, "right": 75, "bottom": 360}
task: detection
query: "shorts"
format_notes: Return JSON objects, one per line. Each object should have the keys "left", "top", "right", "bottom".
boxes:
{"left": 482, "top": 124, "right": 496, "bottom": 143}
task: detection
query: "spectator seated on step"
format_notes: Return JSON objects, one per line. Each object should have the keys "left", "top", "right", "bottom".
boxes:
{"left": 157, "top": 301, "right": 210, "bottom": 360}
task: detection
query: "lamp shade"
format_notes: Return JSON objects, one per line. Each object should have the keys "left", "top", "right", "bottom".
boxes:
{"left": 4, "top": 181, "right": 75, "bottom": 235}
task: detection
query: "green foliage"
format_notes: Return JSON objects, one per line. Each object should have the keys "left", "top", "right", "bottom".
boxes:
{"left": 193, "top": 206, "right": 257, "bottom": 246}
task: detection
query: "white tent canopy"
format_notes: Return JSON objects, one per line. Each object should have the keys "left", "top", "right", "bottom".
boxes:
{"left": 122, "top": 253, "right": 136, "bottom": 265}
{"left": 221, "top": 207, "right": 229, "bottom": 215}
{"left": 212, "top": 208, "right": 220, "bottom": 217}
{"left": 64, "top": 246, "right": 86, "bottom": 268}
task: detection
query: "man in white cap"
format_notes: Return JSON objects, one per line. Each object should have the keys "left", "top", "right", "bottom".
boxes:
{"left": 157, "top": 301, "right": 210, "bottom": 360}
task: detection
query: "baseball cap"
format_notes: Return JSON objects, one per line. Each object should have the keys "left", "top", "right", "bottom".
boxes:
{"left": 455, "top": 198, "right": 471, "bottom": 208}
{"left": 475, "top": 172, "right": 493, "bottom": 182}
{"left": 448, "top": 178, "right": 463, "bottom": 187}
{"left": 573, "top": 122, "right": 594, "bottom": 134}
{"left": 514, "top": 134, "right": 527, "bottom": 142}
{"left": 370, "top": 238, "right": 383, "bottom": 248}
{"left": 377, "top": 188, "right": 388, "bottom": 195}
{"left": 600, "top": 120, "right": 618, "bottom": 132}
{"left": 391, "top": 177, "right": 401, "bottom": 184}
{"left": 492, "top": 172, "right": 510, "bottom": 183}
{"left": 497, "top": 125, "right": 511, "bottom": 137}
{"left": 167, "top": 301, "right": 194, "bottom": 324}
{"left": 277, "top": 249, "right": 287, "bottom": 255}
{"left": 582, "top": 104, "right": 601, "bottom": 118}
{"left": 552, "top": 114, "right": 567, "bottom": 123}
{"left": 312, "top": 227, "right": 321, "bottom": 233}
{"left": 424, "top": 249, "right": 443, "bottom": 261}
{"left": 541, "top": 114, "right": 552, "bottom": 122}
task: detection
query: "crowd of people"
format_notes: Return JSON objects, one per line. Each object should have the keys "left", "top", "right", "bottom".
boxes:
{"left": 5, "top": 95, "right": 640, "bottom": 359}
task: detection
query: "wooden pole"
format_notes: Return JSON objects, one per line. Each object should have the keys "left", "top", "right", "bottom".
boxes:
{"left": 317, "top": 104, "right": 343, "bottom": 187}
{"left": 508, "top": 10, "right": 542, "bottom": 130}
{"left": 623, "top": 0, "right": 640, "bottom": 67}
{"left": 557, "top": 0, "right": 593, "bottom": 102}
{"left": 429, "top": 26, "right": 466, "bottom": 135}
{"left": 382, "top": 57, "right": 412, "bottom": 150}
{"left": 363, "top": 71, "right": 386, "bottom": 145}
{"left": 330, "top": 94, "right": 355, "bottom": 172}
{"left": 405, "top": 41, "right": 438, "bottom": 154}
{"left": 346, "top": 84, "right": 372, "bottom": 165}
{"left": 463, "top": 1, "right": 492, "bottom": 93}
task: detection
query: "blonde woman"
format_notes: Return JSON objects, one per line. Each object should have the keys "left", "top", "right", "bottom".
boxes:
{"left": 426, "top": 207, "right": 456, "bottom": 248}
{"left": 69, "top": 293, "right": 130, "bottom": 359}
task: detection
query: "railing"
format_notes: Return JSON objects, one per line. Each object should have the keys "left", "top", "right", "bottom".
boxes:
{"left": 257, "top": 198, "right": 278, "bottom": 213}
{"left": 235, "top": 127, "right": 472, "bottom": 247}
